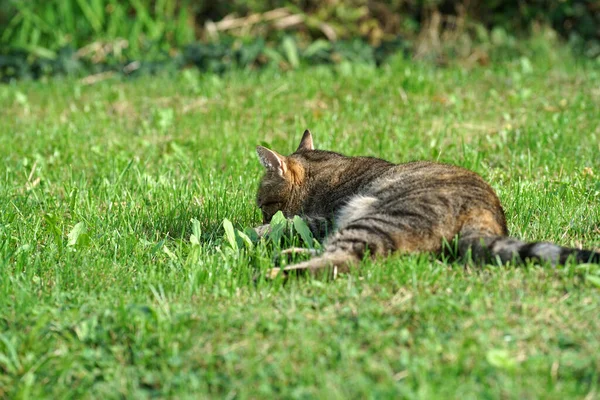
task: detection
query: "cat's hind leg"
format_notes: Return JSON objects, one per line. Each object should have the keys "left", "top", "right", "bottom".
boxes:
{"left": 273, "top": 247, "right": 319, "bottom": 267}
{"left": 268, "top": 215, "right": 394, "bottom": 279}
{"left": 268, "top": 200, "right": 449, "bottom": 278}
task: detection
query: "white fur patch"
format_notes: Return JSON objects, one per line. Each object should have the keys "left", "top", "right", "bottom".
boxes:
{"left": 532, "top": 242, "right": 561, "bottom": 265}
{"left": 335, "top": 195, "right": 379, "bottom": 229}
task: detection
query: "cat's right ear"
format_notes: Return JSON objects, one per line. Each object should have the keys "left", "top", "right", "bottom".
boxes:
{"left": 256, "top": 146, "right": 287, "bottom": 176}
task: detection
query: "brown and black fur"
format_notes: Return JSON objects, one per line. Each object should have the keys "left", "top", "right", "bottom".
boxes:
{"left": 255, "top": 129, "right": 600, "bottom": 278}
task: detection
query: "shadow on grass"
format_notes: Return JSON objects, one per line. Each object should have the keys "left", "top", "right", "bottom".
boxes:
{"left": 136, "top": 202, "right": 257, "bottom": 246}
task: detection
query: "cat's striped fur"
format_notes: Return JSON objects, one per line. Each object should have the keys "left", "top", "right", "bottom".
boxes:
{"left": 255, "top": 130, "right": 600, "bottom": 277}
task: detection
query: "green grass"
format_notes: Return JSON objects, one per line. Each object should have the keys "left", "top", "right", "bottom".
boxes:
{"left": 1, "top": 46, "right": 599, "bottom": 398}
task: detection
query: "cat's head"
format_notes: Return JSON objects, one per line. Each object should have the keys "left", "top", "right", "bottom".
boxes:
{"left": 255, "top": 129, "right": 315, "bottom": 223}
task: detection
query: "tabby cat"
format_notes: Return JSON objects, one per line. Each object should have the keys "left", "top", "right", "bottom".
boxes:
{"left": 255, "top": 129, "right": 600, "bottom": 277}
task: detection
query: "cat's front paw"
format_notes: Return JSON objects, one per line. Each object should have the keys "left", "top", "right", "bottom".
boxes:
{"left": 254, "top": 224, "right": 271, "bottom": 237}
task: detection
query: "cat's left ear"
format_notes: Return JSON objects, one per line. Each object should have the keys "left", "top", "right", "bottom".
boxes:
{"left": 296, "top": 129, "right": 314, "bottom": 151}
{"left": 256, "top": 146, "right": 287, "bottom": 176}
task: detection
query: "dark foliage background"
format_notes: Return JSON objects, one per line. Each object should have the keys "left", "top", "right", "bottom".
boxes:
{"left": 1, "top": 0, "right": 598, "bottom": 80}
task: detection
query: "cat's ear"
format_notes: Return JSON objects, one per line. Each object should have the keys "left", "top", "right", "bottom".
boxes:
{"left": 296, "top": 129, "right": 314, "bottom": 151}
{"left": 256, "top": 146, "right": 287, "bottom": 176}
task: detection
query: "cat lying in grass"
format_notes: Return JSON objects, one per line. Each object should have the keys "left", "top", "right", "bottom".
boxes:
{"left": 254, "top": 130, "right": 600, "bottom": 278}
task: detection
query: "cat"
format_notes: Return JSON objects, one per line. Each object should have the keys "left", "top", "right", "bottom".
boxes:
{"left": 255, "top": 129, "right": 600, "bottom": 278}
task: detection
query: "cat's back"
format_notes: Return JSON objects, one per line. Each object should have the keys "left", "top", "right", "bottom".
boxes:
{"left": 300, "top": 149, "right": 394, "bottom": 178}
{"left": 367, "top": 160, "right": 496, "bottom": 199}
{"left": 335, "top": 159, "right": 507, "bottom": 241}
{"left": 359, "top": 160, "right": 505, "bottom": 229}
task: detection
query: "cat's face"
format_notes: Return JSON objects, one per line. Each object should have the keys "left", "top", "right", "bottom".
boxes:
{"left": 256, "top": 130, "right": 314, "bottom": 223}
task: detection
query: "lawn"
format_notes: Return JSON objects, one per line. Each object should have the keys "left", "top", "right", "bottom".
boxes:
{"left": 1, "top": 44, "right": 599, "bottom": 398}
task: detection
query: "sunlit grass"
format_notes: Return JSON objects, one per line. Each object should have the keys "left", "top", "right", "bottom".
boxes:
{"left": 0, "top": 49, "right": 599, "bottom": 398}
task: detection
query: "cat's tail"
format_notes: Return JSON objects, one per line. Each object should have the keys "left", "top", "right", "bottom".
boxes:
{"left": 458, "top": 234, "right": 600, "bottom": 266}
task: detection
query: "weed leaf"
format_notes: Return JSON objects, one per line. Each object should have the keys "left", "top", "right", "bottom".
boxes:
{"left": 236, "top": 230, "right": 254, "bottom": 250}
{"left": 268, "top": 211, "right": 287, "bottom": 244}
{"left": 67, "top": 222, "right": 85, "bottom": 246}
{"left": 293, "top": 216, "right": 313, "bottom": 248}
{"left": 190, "top": 218, "right": 202, "bottom": 246}
{"left": 223, "top": 218, "right": 238, "bottom": 251}
{"left": 282, "top": 36, "right": 300, "bottom": 68}
{"left": 486, "top": 349, "right": 517, "bottom": 370}
{"left": 586, "top": 275, "right": 600, "bottom": 288}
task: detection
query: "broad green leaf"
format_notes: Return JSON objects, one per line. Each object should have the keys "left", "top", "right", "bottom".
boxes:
{"left": 303, "top": 39, "right": 331, "bottom": 58}
{"left": 586, "top": 275, "right": 600, "bottom": 288}
{"left": 44, "top": 213, "right": 62, "bottom": 250}
{"left": 223, "top": 218, "right": 238, "bottom": 251}
{"left": 67, "top": 222, "right": 87, "bottom": 247}
{"left": 15, "top": 92, "right": 28, "bottom": 106}
{"left": 244, "top": 227, "right": 259, "bottom": 242}
{"left": 262, "top": 47, "right": 283, "bottom": 64}
{"left": 236, "top": 230, "right": 254, "bottom": 250}
{"left": 155, "top": 108, "right": 174, "bottom": 131}
{"left": 190, "top": 219, "right": 202, "bottom": 246}
{"left": 486, "top": 349, "right": 516, "bottom": 370}
{"left": 163, "top": 245, "right": 178, "bottom": 261}
{"left": 282, "top": 36, "right": 300, "bottom": 68}
{"left": 293, "top": 216, "right": 313, "bottom": 248}
{"left": 268, "top": 211, "right": 287, "bottom": 244}
{"left": 191, "top": 218, "right": 202, "bottom": 239}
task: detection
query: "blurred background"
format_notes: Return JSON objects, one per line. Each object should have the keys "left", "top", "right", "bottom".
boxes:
{"left": 1, "top": 0, "right": 599, "bottom": 81}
